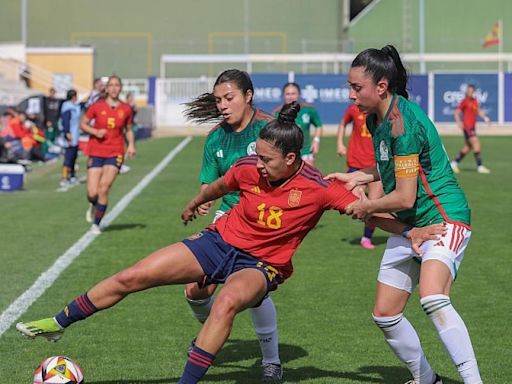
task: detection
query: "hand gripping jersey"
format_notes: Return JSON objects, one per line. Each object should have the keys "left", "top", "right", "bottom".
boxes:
{"left": 343, "top": 104, "right": 375, "bottom": 169}
{"left": 212, "top": 156, "right": 358, "bottom": 280}
{"left": 200, "top": 108, "right": 273, "bottom": 212}
{"left": 272, "top": 103, "right": 322, "bottom": 156}
{"left": 85, "top": 100, "right": 133, "bottom": 158}
{"left": 367, "top": 94, "right": 471, "bottom": 228}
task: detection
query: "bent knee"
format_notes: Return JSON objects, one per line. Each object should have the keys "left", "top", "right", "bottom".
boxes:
{"left": 210, "top": 294, "right": 238, "bottom": 320}
{"left": 115, "top": 267, "right": 147, "bottom": 291}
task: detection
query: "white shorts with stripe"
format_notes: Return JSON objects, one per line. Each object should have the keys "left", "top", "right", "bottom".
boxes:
{"left": 377, "top": 222, "right": 471, "bottom": 293}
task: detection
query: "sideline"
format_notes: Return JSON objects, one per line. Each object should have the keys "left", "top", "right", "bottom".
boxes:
{"left": 0, "top": 137, "right": 193, "bottom": 337}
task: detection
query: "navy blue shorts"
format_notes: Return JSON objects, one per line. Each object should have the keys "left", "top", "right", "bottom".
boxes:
{"left": 87, "top": 155, "right": 124, "bottom": 169}
{"left": 347, "top": 166, "right": 361, "bottom": 173}
{"left": 463, "top": 127, "right": 477, "bottom": 140}
{"left": 182, "top": 230, "right": 281, "bottom": 293}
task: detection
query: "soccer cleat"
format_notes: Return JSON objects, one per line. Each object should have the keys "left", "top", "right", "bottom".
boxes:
{"left": 16, "top": 318, "right": 64, "bottom": 342}
{"left": 477, "top": 165, "right": 490, "bottom": 174}
{"left": 450, "top": 161, "right": 460, "bottom": 174}
{"left": 90, "top": 224, "right": 102, "bottom": 235}
{"left": 404, "top": 373, "right": 443, "bottom": 384}
{"left": 261, "top": 363, "right": 283, "bottom": 383}
{"left": 360, "top": 236, "right": 375, "bottom": 250}
{"left": 119, "top": 164, "right": 131, "bottom": 174}
{"left": 59, "top": 179, "right": 70, "bottom": 188}
{"left": 85, "top": 203, "right": 95, "bottom": 223}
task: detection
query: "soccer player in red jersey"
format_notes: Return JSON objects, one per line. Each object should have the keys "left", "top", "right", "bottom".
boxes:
{"left": 17, "top": 102, "right": 445, "bottom": 384}
{"left": 80, "top": 75, "right": 136, "bottom": 234}
{"left": 450, "top": 84, "right": 491, "bottom": 174}
{"left": 337, "top": 103, "right": 384, "bottom": 250}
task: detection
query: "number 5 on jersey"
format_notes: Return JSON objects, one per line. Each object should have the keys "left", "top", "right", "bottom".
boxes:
{"left": 107, "top": 117, "right": 116, "bottom": 129}
{"left": 257, "top": 203, "right": 283, "bottom": 229}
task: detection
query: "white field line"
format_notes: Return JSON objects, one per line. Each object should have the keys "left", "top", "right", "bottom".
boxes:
{"left": 0, "top": 136, "right": 192, "bottom": 337}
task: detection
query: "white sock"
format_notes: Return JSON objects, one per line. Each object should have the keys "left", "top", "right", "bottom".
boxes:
{"left": 373, "top": 313, "right": 436, "bottom": 383}
{"left": 185, "top": 294, "right": 214, "bottom": 324}
{"left": 421, "top": 295, "right": 482, "bottom": 384}
{"left": 250, "top": 296, "right": 280, "bottom": 365}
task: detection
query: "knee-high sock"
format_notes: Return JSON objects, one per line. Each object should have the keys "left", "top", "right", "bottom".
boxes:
{"left": 421, "top": 295, "right": 482, "bottom": 384}
{"left": 185, "top": 294, "right": 214, "bottom": 324}
{"left": 55, "top": 292, "right": 98, "bottom": 328}
{"left": 373, "top": 313, "right": 436, "bottom": 383}
{"left": 94, "top": 203, "right": 107, "bottom": 226}
{"left": 250, "top": 296, "right": 280, "bottom": 365}
{"left": 179, "top": 345, "right": 215, "bottom": 384}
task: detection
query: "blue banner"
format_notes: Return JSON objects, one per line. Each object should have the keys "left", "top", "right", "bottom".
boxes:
{"left": 504, "top": 73, "right": 512, "bottom": 122}
{"left": 408, "top": 75, "right": 428, "bottom": 113}
{"left": 434, "top": 74, "right": 498, "bottom": 122}
{"left": 253, "top": 73, "right": 430, "bottom": 124}
{"left": 251, "top": 74, "right": 289, "bottom": 115}
{"left": 294, "top": 74, "right": 350, "bottom": 124}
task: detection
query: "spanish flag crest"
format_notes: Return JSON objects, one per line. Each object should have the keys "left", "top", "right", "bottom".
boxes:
{"left": 482, "top": 20, "right": 501, "bottom": 48}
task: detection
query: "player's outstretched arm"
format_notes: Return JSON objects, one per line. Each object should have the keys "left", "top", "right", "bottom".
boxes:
{"left": 367, "top": 214, "right": 447, "bottom": 255}
{"left": 182, "top": 177, "right": 230, "bottom": 224}
{"left": 324, "top": 166, "right": 379, "bottom": 190}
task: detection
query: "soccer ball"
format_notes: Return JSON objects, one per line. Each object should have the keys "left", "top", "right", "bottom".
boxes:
{"left": 33, "top": 356, "right": 84, "bottom": 384}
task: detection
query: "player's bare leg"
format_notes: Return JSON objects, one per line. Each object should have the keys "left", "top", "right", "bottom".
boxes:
{"left": 180, "top": 268, "right": 268, "bottom": 383}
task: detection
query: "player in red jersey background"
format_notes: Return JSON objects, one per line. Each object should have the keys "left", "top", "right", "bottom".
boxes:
{"left": 337, "top": 103, "right": 384, "bottom": 250}
{"left": 450, "top": 84, "right": 491, "bottom": 174}
{"left": 80, "top": 75, "right": 136, "bottom": 234}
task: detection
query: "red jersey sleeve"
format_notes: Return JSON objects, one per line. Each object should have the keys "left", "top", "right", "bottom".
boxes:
{"left": 342, "top": 105, "right": 355, "bottom": 125}
{"left": 85, "top": 102, "right": 97, "bottom": 120}
{"left": 456, "top": 99, "right": 466, "bottom": 112}
{"left": 223, "top": 156, "right": 258, "bottom": 191}
{"left": 323, "top": 179, "right": 358, "bottom": 213}
{"left": 124, "top": 104, "right": 134, "bottom": 126}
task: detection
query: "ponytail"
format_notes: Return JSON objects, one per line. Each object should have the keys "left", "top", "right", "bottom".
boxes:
{"left": 351, "top": 45, "right": 409, "bottom": 99}
{"left": 183, "top": 92, "right": 222, "bottom": 124}
{"left": 380, "top": 45, "right": 408, "bottom": 98}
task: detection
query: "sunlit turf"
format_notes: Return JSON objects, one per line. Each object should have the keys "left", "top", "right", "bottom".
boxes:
{"left": 0, "top": 136, "right": 509, "bottom": 383}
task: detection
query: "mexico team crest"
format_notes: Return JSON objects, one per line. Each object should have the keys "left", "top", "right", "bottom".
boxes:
{"left": 247, "top": 141, "right": 256, "bottom": 155}
{"left": 379, "top": 140, "right": 389, "bottom": 161}
{"left": 288, "top": 189, "right": 302, "bottom": 207}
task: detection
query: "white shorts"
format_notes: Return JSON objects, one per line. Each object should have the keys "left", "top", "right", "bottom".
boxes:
{"left": 301, "top": 153, "right": 315, "bottom": 161}
{"left": 377, "top": 222, "right": 471, "bottom": 293}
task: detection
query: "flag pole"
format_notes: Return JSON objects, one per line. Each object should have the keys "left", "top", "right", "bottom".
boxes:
{"left": 498, "top": 19, "right": 503, "bottom": 72}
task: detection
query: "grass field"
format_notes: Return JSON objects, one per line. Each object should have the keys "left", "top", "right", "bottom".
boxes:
{"left": 0, "top": 136, "right": 510, "bottom": 383}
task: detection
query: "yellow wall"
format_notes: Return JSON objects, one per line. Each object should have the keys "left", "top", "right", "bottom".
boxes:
{"left": 26, "top": 48, "right": 93, "bottom": 94}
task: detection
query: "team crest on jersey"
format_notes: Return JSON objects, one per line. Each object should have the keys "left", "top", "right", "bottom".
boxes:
{"left": 100, "top": 110, "right": 107, "bottom": 115}
{"left": 247, "top": 141, "right": 257, "bottom": 155}
{"left": 288, "top": 189, "right": 302, "bottom": 207}
{"left": 187, "top": 232, "right": 203, "bottom": 241}
{"left": 302, "top": 113, "right": 310, "bottom": 124}
{"left": 379, "top": 140, "right": 389, "bottom": 161}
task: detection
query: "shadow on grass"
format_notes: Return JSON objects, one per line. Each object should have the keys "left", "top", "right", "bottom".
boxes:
{"left": 86, "top": 339, "right": 463, "bottom": 383}
{"left": 103, "top": 223, "right": 147, "bottom": 232}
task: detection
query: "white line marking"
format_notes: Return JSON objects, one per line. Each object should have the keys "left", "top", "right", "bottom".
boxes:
{"left": 0, "top": 137, "right": 192, "bottom": 337}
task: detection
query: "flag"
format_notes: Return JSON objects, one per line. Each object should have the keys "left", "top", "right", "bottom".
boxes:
{"left": 482, "top": 21, "right": 501, "bottom": 48}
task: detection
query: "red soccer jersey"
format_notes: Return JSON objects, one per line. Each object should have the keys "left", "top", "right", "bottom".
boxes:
{"left": 343, "top": 104, "right": 375, "bottom": 169}
{"left": 85, "top": 100, "right": 133, "bottom": 157}
{"left": 212, "top": 156, "right": 358, "bottom": 280}
{"left": 457, "top": 97, "right": 479, "bottom": 130}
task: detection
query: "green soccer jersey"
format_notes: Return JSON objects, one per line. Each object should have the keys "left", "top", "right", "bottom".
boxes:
{"left": 200, "top": 108, "right": 273, "bottom": 212}
{"left": 367, "top": 94, "right": 471, "bottom": 227}
{"left": 273, "top": 102, "right": 322, "bottom": 156}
